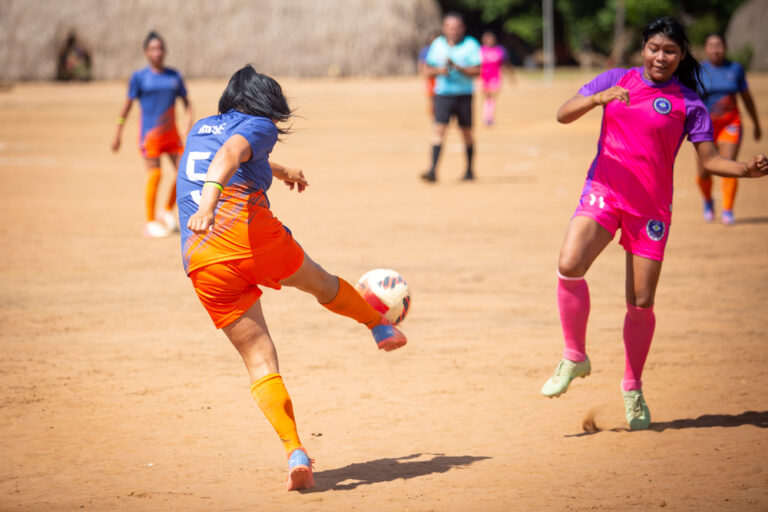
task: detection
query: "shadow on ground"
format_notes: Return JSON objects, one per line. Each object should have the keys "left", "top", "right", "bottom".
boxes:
{"left": 305, "top": 453, "right": 491, "bottom": 492}
{"left": 566, "top": 410, "right": 768, "bottom": 437}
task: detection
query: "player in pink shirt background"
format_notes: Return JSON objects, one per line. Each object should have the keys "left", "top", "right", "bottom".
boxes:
{"left": 539, "top": 17, "right": 768, "bottom": 430}
{"left": 479, "top": 31, "right": 512, "bottom": 126}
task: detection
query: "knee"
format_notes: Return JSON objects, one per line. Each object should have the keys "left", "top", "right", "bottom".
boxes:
{"left": 558, "top": 253, "right": 586, "bottom": 278}
{"left": 631, "top": 294, "right": 654, "bottom": 309}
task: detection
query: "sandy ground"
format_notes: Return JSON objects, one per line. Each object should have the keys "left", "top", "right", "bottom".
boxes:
{"left": 1, "top": 71, "right": 767, "bottom": 511}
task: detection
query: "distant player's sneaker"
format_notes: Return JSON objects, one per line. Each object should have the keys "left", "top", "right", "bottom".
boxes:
{"left": 160, "top": 209, "right": 178, "bottom": 232}
{"left": 623, "top": 389, "right": 651, "bottom": 430}
{"left": 143, "top": 220, "right": 171, "bottom": 238}
{"left": 541, "top": 356, "right": 591, "bottom": 397}
{"left": 462, "top": 170, "right": 475, "bottom": 181}
{"left": 420, "top": 170, "right": 437, "bottom": 183}
{"left": 286, "top": 448, "right": 315, "bottom": 491}
{"left": 721, "top": 209, "right": 734, "bottom": 226}
{"left": 703, "top": 199, "right": 714, "bottom": 223}
{"left": 371, "top": 319, "right": 407, "bottom": 351}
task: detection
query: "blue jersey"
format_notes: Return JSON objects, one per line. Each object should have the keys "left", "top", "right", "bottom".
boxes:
{"left": 177, "top": 110, "right": 278, "bottom": 273}
{"left": 426, "top": 35, "right": 482, "bottom": 96}
{"left": 128, "top": 66, "right": 188, "bottom": 140}
{"left": 699, "top": 60, "right": 747, "bottom": 116}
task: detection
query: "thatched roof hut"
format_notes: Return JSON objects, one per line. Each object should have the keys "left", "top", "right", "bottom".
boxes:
{"left": 0, "top": 0, "right": 442, "bottom": 80}
{"left": 726, "top": 0, "right": 768, "bottom": 71}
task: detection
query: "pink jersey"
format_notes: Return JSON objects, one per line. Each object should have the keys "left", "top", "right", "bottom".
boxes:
{"left": 579, "top": 67, "right": 712, "bottom": 220}
{"left": 480, "top": 45, "right": 507, "bottom": 83}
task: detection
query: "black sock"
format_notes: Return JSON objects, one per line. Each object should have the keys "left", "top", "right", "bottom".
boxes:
{"left": 465, "top": 144, "right": 474, "bottom": 175}
{"left": 429, "top": 144, "right": 442, "bottom": 174}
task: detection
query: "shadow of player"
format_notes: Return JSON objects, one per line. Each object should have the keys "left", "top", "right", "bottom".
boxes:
{"left": 302, "top": 452, "right": 491, "bottom": 492}
{"left": 566, "top": 410, "right": 768, "bottom": 437}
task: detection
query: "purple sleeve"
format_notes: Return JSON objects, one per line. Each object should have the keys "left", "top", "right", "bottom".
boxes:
{"left": 683, "top": 89, "right": 714, "bottom": 143}
{"left": 578, "top": 68, "right": 630, "bottom": 96}
{"left": 127, "top": 71, "right": 140, "bottom": 99}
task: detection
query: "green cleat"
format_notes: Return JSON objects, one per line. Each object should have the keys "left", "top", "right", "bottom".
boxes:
{"left": 623, "top": 390, "right": 651, "bottom": 430}
{"left": 541, "top": 356, "right": 591, "bottom": 397}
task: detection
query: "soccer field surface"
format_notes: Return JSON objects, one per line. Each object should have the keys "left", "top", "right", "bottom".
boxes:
{"left": 1, "top": 72, "right": 767, "bottom": 510}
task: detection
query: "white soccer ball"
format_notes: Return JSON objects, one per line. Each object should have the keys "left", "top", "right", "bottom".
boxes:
{"left": 355, "top": 268, "right": 411, "bottom": 325}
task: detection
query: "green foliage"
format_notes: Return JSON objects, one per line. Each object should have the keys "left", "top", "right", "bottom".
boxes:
{"left": 728, "top": 44, "right": 753, "bottom": 71}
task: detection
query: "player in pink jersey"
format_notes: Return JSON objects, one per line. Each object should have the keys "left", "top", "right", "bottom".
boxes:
{"left": 540, "top": 17, "right": 768, "bottom": 430}
{"left": 479, "top": 31, "right": 512, "bottom": 126}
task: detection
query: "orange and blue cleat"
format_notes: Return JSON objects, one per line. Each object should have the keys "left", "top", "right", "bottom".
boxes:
{"left": 286, "top": 448, "right": 315, "bottom": 491}
{"left": 371, "top": 320, "right": 407, "bottom": 351}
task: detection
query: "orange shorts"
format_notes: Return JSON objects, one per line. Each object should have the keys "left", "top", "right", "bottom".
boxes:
{"left": 141, "top": 128, "right": 183, "bottom": 159}
{"left": 712, "top": 115, "right": 741, "bottom": 146}
{"left": 189, "top": 231, "right": 305, "bottom": 329}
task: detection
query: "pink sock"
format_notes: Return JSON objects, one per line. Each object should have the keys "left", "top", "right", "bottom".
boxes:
{"left": 557, "top": 272, "right": 589, "bottom": 362}
{"left": 483, "top": 97, "right": 495, "bottom": 123}
{"left": 622, "top": 304, "right": 655, "bottom": 391}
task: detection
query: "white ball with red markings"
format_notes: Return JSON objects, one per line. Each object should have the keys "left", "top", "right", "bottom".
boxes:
{"left": 355, "top": 269, "right": 411, "bottom": 325}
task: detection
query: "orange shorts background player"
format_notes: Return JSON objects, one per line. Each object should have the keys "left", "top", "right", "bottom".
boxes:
{"left": 176, "top": 65, "right": 408, "bottom": 491}
{"left": 695, "top": 33, "right": 762, "bottom": 225}
{"left": 111, "top": 31, "right": 194, "bottom": 238}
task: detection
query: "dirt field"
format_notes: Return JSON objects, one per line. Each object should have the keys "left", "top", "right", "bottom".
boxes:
{"left": 1, "top": 71, "right": 767, "bottom": 511}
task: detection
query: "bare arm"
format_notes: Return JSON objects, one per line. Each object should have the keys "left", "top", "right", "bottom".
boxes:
{"left": 739, "top": 88, "right": 762, "bottom": 141}
{"left": 448, "top": 59, "right": 481, "bottom": 78}
{"left": 557, "top": 86, "right": 629, "bottom": 124}
{"left": 695, "top": 140, "right": 768, "bottom": 177}
{"left": 186, "top": 134, "right": 252, "bottom": 234}
{"left": 270, "top": 161, "right": 308, "bottom": 193}
{"left": 111, "top": 97, "right": 133, "bottom": 152}
{"left": 180, "top": 96, "right": 194, "bottom": 137}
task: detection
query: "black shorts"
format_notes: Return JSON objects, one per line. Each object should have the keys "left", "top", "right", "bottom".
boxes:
{"left": 433, "top": 94, "right": 473, "bottom": 127}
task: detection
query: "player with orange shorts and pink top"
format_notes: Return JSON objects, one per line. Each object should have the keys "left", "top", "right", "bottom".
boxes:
{"left": 539, "top": 18, "right": 768, "bottom": 430}
{"left": 177, "top": 65, "right": 407, "bottom": 491}
{"left": 111, "top": 31, "right": 194, "bottom": 238}
{"left": 695, "top": 33, "right": 762, "bottom": 225}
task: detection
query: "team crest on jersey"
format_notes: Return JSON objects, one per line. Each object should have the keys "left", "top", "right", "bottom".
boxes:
{"left": 646, "top": 219, "right": 665, "bottom": 241}
{"left": 653, "top": 97, "right": 672, "bottom": 115}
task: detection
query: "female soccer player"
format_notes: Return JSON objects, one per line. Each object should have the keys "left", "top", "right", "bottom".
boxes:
{"left": 111, "top": 31, "right": 193, "bottom": 238}
{"left": 540, "top": 17, "right": 767, "bottom": 430}
{"left": 479, "top": 31, "right": 511, "bottom": 126}
{"left": 695, "top": 33, "right": 762, "bottom": 225}
{"left": 177, "top": 65, "right": 407, "bottom": 490}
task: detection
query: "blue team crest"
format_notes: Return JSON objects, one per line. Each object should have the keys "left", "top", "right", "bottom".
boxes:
{"left": 653, "top": 97, "right": 672, "bottom": 115}
{"left": 646, "top": 219, "right": 665, "bottom": 241}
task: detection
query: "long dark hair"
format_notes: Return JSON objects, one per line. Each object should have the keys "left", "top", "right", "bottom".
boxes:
{"left": 218, "top": 65, "right": 292, "bottom": 135}
{"left": 642, "top": 17, "right": 702, "bottom": 91}
{"left": 143, "top": 31, "right": 164, "bottom": 50}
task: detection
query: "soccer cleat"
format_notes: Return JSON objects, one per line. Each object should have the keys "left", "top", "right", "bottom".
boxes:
{"left": 143, "top": 220, "right": 171, "bottom": 238}
{"left": 371, "top": 319, "right": 407, "bottom": 351}
{"left": 420, "top": 170, "right": 437, "bottom": 183}
{"left": 703, "top": 199, "right": 714, "bottom": 223}
{"left": 623, "top": 389, "right": 651, "bottom": 430}
{"left": 160, "top": 209, "right": 178, "bottom": 232}
{"left": 721, "top": 209, "right": 734, "bottom": 226}
{"left": 541, "top": 356, "right": 591, "bottom": 397}
{"left": 286, "top": 448, "right": 315, "bottom": 491}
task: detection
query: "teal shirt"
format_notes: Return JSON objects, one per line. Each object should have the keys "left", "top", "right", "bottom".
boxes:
{"left": 426, "top": 35, "right": 482, "bottom": 96}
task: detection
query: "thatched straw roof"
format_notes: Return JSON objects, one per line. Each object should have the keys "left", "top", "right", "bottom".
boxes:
{"left": 0, "top": 0, "right": 442, "bottom": 80}
{"left": 726, "top": 0, "right": 768, "bottom": 71}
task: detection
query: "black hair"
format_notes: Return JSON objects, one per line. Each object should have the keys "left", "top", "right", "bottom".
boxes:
{"left": 443, "top": 11, "right": 464, "bottom": 23}
{"left": 642, "top": 17, "right": 702, "bottom": 91}
{"left": 218, "top": 65, "right": 292, "bottom": 135}
{"left": 704, "top": 32, "right": 726, "bottom": 47}
{"left": 143, "top": 31, "right": 164, "bottom": 50}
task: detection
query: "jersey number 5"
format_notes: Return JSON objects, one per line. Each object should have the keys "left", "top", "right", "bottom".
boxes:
{"left": 186, "top": 151, "right": 212, "bottom": 205}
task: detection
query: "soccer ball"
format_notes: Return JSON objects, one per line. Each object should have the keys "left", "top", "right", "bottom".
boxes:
{"left": 355, "top": 269, "right": 411, "bottom": 325}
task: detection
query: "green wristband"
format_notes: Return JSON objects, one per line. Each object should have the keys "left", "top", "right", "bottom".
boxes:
{"left": 204, "top": 181, "right": 224, "bottom": 192}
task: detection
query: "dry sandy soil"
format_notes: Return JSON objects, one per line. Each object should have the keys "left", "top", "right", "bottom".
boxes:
{"left": 1, "top": 71, "right": 767, "bottom": 511}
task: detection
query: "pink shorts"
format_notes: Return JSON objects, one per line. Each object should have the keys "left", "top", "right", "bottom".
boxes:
{"left": 573, "top": 183, "right": 670, "bottom": 262}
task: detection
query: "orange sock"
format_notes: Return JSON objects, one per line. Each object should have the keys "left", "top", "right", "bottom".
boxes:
{"left": 250, "top": 373, "right": 302, "bottom": 455}
{"left": 165, "top": 182, "right": 177, "bottom": 211}
{"left": 321, "top": 278, "right": 382, "bottom": 329}
{"left": 696, "top": 175, "right": 712, "bottom": 201}
{"left": 145, "top": 167, "right": 161, "bottom": 222}
{"left": 722, "top": 177, "right": 737, "bottom": 211}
